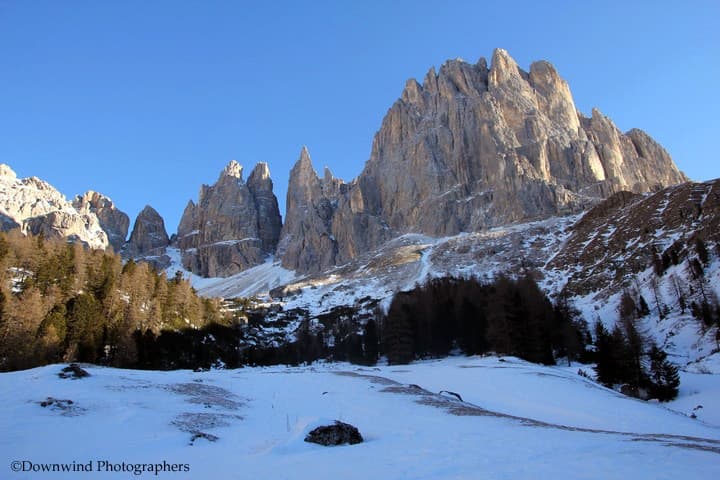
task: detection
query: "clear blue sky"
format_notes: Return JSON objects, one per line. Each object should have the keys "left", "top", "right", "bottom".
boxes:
{"left": 2, "top": 0, "right": 718, "bottom": 234}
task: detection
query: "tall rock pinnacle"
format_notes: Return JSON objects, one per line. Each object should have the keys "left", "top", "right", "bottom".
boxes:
{"left": 276, "top": 147, "right": 390, "bottom": 273}
{"left": 247, "top": 162, "right": 283, "bottom": 254}
{"left": 125, "top": 205, "right": 170, "bottom": 258}
{"left": 276, "top": 147, "right": 337, "bottom": 273}
{"left": 176, "top": 160, "right": 282, "bottom": 277}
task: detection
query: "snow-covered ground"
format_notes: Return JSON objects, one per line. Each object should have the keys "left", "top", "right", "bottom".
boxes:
{"left": 165, "top": 247, "right": 298, "bottom": 299}
{"left": 1, "top": 357, "right": 718, "bottom": 479}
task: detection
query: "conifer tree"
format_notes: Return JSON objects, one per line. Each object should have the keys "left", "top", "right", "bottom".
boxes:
{"left": 647, "top": 344, "right": 680, "bottom": 401}
{"left": 383, "top": 298, "right": 415, "bottom": 365}
{"left": 362, "top": 319, "right": 379, "bottom": 365}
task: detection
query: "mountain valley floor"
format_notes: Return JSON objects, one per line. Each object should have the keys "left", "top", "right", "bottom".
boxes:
{"left": 1, "top": 356, "right": 718, "bottom": 479}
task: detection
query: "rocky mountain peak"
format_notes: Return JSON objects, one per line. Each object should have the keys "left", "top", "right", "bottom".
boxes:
{"left": 125, "top": 205, "right": 170, "bottom": 258}
{"left": 0, "top": 165, "right": 109, "bottom": 249}
{"left": 247, "top": 162, "right": 282, "bottom": 255}
{"left": 401, "top": 78, "right": 423, "bottom": 104}
{"left": 287, "top": 147, "right": 322, "bottom": 203}
{"left": 488, "top": 47, "right": 523, "bottom": 86}
{"left": 0, "top": 164, "right": 17, "bottom": 181}
{"left": 176, "top": 160, "right": 282, "bottom": 277}
{"left": 296, "top": 146, "right": 317, "bottom": 175}
{"left": 276, "top": 147, "right": 338, "bottom": 272}
{"left": 323, "top": 166, "right": 334, "bottom": 183}
{"left": 222, "top": 160, "right": 243, "bottom": 180}
{"left": 73, "top": 190, "right": 130, "bottom": 252}
{"left": 275, "top": 48, "right": 687, "bottom": 274}
{"left": 248, "top": 162, "right": 271, "bottom": 184}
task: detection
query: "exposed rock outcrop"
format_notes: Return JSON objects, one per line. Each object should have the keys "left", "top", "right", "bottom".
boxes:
{"left": 73, "top": 191, "right": 130, "bottom": 252}
{"left": 277, "top": 147, "right": 390, "bottom": 273}
{"left": 304, "top": 421, "right": 363, "bottom": 446}
{"left": 279, "top": 49, "right": 687, "bottom": 273}
{"left": 247, "top": 163, "right": 283, "bottom": 254}
{"left": 177, "top": 160, "right": 282, "bottom": 277}
{"left": 0, "top": 164, "right": 109, "bottom": 249}
{"left": 125, "top": 205, "right": 170, "bottom": 260}
{"left": 276, "top": 147, "right": 337, "bottom": 272}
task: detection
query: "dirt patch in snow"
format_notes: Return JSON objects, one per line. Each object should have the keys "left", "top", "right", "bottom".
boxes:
{"left": 165, "top": 382, "right": 246, "bottom": 410}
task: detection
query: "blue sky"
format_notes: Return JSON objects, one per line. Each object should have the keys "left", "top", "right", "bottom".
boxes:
{"left": 1, "top": 0, "right": 718, "bottom": 233}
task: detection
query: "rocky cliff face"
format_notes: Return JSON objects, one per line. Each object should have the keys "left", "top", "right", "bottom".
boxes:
{"left": 278, "top": 49, "right": 687, "bottom": 273}
{"left": 277, "top": 147, "right": 390, "bottom": 273}
{"left": 125, "top": 205, "right": 170, "bottom": 258}
{"left": 247, "top": 163, "right": 283, "bottom": 254}
{"left": 73, "top": 191, "right": 130, "bottom": 252}
{"left": 0, "top": 164, "right": 109, "bottom": 249}
{"left": 177, "top": 160, "right": 282, "bottom": 277}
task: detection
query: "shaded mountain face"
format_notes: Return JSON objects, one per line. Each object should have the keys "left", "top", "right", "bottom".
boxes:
{"left": 276, "top": 147, "right": 390, "bottom": 273}
{"left": 176, "top": 161, "right": 282, "bottom": 277}
{"left": 549, "top": 179, "right": 720, "bottom": 299}
{"left": 278, "top": 48, "right": 686, "bottom": 273}
{"left": 125, "top": 205, "right": 170, "bottom": 258}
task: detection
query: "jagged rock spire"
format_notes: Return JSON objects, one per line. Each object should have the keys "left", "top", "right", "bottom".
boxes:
{"left": 126, "top": 205, "right": 169, "bottom": 257}
{"left": 176, "top": 160, "right": 282, "bottom": 277}
{"left": 222, "top": 160, "right": 243, "bottom": 180}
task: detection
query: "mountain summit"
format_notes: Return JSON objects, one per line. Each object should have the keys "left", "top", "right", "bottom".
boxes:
{"left": 176, "top": 160, "right": 282, "bottom": 277}
{"left": 277, "top": 48, "right": 687, "bottom": 273}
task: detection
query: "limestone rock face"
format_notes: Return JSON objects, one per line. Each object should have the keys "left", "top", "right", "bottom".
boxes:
{"left": 0, "top": 164, "right": 109, "bottom": 249}
{"left": 278, "top": 49, "right": 687, "bottom": 273}
{"left": 276, "top": 148, "right": 389, "bottom": 273}
{"left": 177, "top": 160, "right": 282, "bottom": 277}
{"left": 73, "top": 191, "right": 130, "bottom": 252}
{"left": 125, "top": 205, "right": 170, "bottom": 257}
{"left": 276, "top": 148, "right": 338, "bottom": 272}
{"left": 247, "top": 162, "right": 283, "bottom": 254}
{"left": 357, "top": 48, "right": 686, "bottom": 238}
{"left": 24, "top": 211, "right": 108, "bottom": 248}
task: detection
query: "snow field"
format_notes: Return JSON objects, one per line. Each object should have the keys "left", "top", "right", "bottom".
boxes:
{"left": 1, "top": 356, "right": 719, "bottom": 479}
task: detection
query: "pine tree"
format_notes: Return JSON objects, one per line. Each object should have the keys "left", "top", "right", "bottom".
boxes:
{"left": 620, "top": 315, "right": 646, "bottom": 387}
{"left": 695, "top": 237, "right": 709, "bottom": 265}
{"left": 362, "top": 319, "right": 379, "bottom": 365}
{"left": 594, "top": 321, "right": 633, "bottom": 386}
{"left": 647, "top": 344, "right": 680, "bottom": 401}
{"left": 593, "top": 322, "right": 616, "bottom": 386}
{"left": 383, "top": 298, "right": 415, "bottom": 365}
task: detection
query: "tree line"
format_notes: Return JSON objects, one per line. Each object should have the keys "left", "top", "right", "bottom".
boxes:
{"left": 377, "top": 276, "right": 679, "bottom": 401}
{"left": 0, "top": 231, "right": 225, "bottom": 371}
{"left": 380, "top": 275, "right": 590, "bottom": 365}
{"left": 0, "top": 231, "right": 682, "bottom": 400}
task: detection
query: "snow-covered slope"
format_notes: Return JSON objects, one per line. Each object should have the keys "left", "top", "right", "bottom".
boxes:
{"left": 1, "top": 358, "right": 718, "bottom": 479}
{"left": 179, "top": 181, "right": 720, "bottom": 371}
{"left": 165, "top": 247, "right": 297, "bottom": 299}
